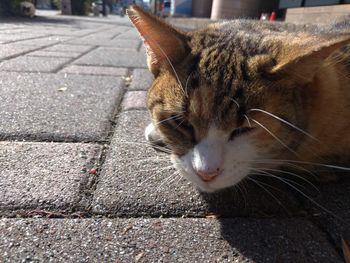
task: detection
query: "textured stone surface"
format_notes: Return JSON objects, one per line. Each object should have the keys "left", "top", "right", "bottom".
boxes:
{"left": 307, "top": 180, "right": 350, "bottom": 251}
{"left": 0, "top": 72, "right": 123, "bottom": 141}
{"left": 92, "top": 111, "right": 301, "bottom": 217}
{"left": 0, "top": 32, "right": 48, "bottom": 44}
{"left": 60, "top": 65, "right": 128, "bottom": 76}
{"left": 74, "top": 47, "right": 147, "bottom": 68}
{"left": 0, "top": 142, "right": 100, "bottom": 214}
{"left": 43, "top": 44, "right": 95, "bottom": 53}
{"left": 0, "top": 43, "right": 39, "bottom": 60}
{"left": 13, "top": 35, "right": 72, "bottom": 47}
{"left": 0, "top": 218, "right": 341, "bottom": 263}
{"left": 0, "top": 56, "right": 71, "bottom": 72}
{"left": 121, "top": 91, "right": 147, "bottom": 110}
{"left": 27, "top": 50, "right": 82, "bottom": 58}
{"left": 68, "top": 37, "right": 140, "bottom": 49}
{"left": 129, "top": 68, "right": 154, "bottom": 90}
{"left": 117, "top": 29, "right": 141, "bottom": 39}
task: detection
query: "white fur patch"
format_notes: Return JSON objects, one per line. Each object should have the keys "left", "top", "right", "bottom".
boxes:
{"left": 172, "top": 125, "right": 258, "bottom": 192}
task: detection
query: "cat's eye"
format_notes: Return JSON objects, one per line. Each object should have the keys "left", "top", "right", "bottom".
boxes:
{"left": 229, "top": 127, "right": 255, "bottom": 140}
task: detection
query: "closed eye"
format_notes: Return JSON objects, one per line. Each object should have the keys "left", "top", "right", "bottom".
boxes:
{"left": 229, "top": 127, "right": 255, "bottom": 140}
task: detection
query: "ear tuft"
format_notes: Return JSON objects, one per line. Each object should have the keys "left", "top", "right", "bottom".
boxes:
{"left": 127, "top": 5, "right": 189, "bottom": 76}
{"left": 271, "top": 36, "right": 350, "bottom": 82}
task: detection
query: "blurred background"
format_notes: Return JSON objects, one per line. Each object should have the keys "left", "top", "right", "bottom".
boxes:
{"left": 1, "top": 0, "right": 350, "bottom": 25}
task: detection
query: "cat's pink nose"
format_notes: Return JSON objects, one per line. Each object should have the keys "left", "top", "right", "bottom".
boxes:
{"left": 196, "top": 169, "right": 222, "bottom": 182}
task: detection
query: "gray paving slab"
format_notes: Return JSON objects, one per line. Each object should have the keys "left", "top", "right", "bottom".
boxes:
{"left": 117, "top": 29, "right": 142, "bottom": 39}
{"left": 307, "top": 180, "right": 350, "bottom": 251}
{"left": 0, "top": 218, "right": 341, "bottom": 263}
{"left": 14, "top": 35, "right": 72, "bottom": 47}
{"left": 74, "top": 47, "right": 147, "bottom": 68}
{"left": 26, "top": 50, "right": 82, "bottom": 58}
{"left": 0, "top": 33, "right": 48, "bottom": 44}
{"left": 60, "top": 65, "right": 128, "bottom": 76}
{"left": 68, "top": 37, "right": 140, "bottom": 49}
{"left": 129, "top": 68, "right": 154, "bottom": 90}
{"left": 121, "top": 91, "right": 147, "bottom": 110}
{"left": 0, "top": 44, "right": 39, "bottom": 60}
{"left": 0, "top": 72, "right": 123, "bottom": 141}
{"left": 0, "top": 56, "right": 71, "bottom": 72}
{"left": 0, "top": 142, "right": 100, "bottom": 214}
{"left": 92, "top": 110, "right": 302, "bottom": 217}
{"left": 43, "top": 44, "right": 95, "bottom": 53}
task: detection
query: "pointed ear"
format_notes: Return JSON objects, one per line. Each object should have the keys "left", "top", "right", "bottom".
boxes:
{"left": 270, "top": 36, "right": 350, "bottom": 83}
{"left": 127, "top": 5, "right": 189, "bottom": 76}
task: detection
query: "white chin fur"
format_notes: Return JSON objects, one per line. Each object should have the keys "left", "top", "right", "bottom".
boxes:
{"left": 171, "top": 135, "right": 258, "bottom": 193}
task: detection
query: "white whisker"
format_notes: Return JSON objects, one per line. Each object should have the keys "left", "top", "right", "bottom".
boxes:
{"left": 252, "top": 169, "right": 342, "bottom": 221}
{"left": 249, "top": 108, "right": 318, "bottom": 141}
{"left": 250, "top": 118, "right": 298, "bottom": 156}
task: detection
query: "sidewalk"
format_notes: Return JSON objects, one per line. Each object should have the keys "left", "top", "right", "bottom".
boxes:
{"left": 0, "top": 11, "right": 349, "bottom": 262}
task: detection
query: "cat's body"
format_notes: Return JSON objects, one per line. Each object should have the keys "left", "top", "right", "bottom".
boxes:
{"left": 128, "top": 6, "right": 350, "bottom": 192}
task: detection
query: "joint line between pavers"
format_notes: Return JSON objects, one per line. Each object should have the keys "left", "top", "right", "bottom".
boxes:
{"left": 76, "top": 68, "right": 132, "bottom": 212}
{"left": 53, "top": 45, "right": 99, "bottom": 73}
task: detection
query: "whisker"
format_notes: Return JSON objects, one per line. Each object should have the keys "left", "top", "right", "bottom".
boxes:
{"left": 251, "top": 159, "right": 317, "bottom": 179}
{"left": 249, "top": 108, "right": 318, "bottom": 141}
{"left": 132, "top": 164, "right": 174, "bottom": 173}
{"left": 246, "top": 177, "right": 289, "bottom": 212}
{"left": 258, "top": 159, "right": 350, "bottom": 172}
{"left": 252, "top": 169, "right": 342, "bottom": 221}
{"left": 156, "top": 170, "right": 180, "bottom": 192}
{"left": 244, "top": 114, "right": 252, "bottom": 127}
{"left": 253, "top": 167, "right": 320, "bottom": 193}
{"left": 156, "top": 114, "right": 183, "bottom": 126}
{"left": 250, "top": 118, "right": 298, "bottom": 156}
{"left": 115, "top": 141, "right": 172, "bottom": 154}
{"left": 252, "top": 168, "right": 308, "bottom": 190}
{"left": 230, "top": 98, "right": 240, "bottom": 108}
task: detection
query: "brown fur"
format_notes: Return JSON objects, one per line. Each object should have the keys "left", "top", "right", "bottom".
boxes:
{"left": 128, "top": 6, "right": 350, "bottom": 178}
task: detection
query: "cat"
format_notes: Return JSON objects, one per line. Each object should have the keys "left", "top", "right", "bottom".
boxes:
{"left": 20, "top": 1, "right": 35, "bottom": 18}
{"left": 127, "top": 6, "right": 350, "bottom": 193}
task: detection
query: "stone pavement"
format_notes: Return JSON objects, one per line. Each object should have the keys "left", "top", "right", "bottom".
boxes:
{"left": 0, "top": 11, "right": 349, "bottom": 263}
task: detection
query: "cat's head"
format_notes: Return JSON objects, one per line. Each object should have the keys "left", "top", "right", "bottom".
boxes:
{"left": 128, "top": 6, "right": 350, "bottom": 192}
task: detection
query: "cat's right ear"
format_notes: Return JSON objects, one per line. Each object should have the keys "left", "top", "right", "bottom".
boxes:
{"left": 127, "top": 5, "right": 189, "bottom": 76}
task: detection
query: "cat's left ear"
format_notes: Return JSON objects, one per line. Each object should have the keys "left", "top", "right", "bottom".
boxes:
{"left": 127, "top": 5, "right": 189, "bottom": 76}
{"left": 271, "top": 36, "right": 350, "bottom": 82}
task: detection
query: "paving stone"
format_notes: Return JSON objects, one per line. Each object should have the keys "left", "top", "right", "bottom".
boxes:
{"left": 92, "top": 111, "right": 302, "bottom": 217}
{"left": 0, "top": 44, "right": 38, "bottom": 60}
{"left": 129, "top": 68, "right": 154, "bottom": 90}
{"left": 26, "top": 50, "right": 82, "bottom": 58}
{"left": 0, "top": 72, "right": 123, "bottom": 141}
{"left": 0, "top": 142, "right": 100, "bottom": 214}
{"left": 117, "top": 28, "right": 142, "bottom": 39}
{"left": 60, "top": 65, "right": 128, "bottom": 76}
{"left": 121, "top": 91, "right": 147, "bottom": 110}
{"left": 68, "top": 37, "right": 140, "bottom": 49}
{"left": 307, "top": 180, "right": 350, "bottom": 251}
{"left": 74, "top": 47, "right": 147, "bottom": 68}
{"left": 0, "top": 33, "right": 48, "bottom": 44}
{"left": 0, "top": 56, "right": 71, "bottom": 72}
{"left": 43, "top": 44, "right": 95, "bottom": 53}
{"left": 0, "top": 218, "right": 341, "bottom": 263}
{"left": 14, "top": 35, "right": 72, "bottom": 47}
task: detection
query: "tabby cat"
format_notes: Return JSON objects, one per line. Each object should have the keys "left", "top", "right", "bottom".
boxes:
{"left": 127, "top": 6, "right": 350, "bottom": 193}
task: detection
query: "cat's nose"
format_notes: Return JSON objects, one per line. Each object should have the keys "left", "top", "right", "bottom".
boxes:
{"left": 196, "top": 168, "right": 222, "bottom": 182}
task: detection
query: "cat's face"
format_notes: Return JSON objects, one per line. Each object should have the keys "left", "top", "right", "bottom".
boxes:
{"left": 146, "top": 48, "right": 300, "bottom": 192}
{"left": 128, "top": 6, "right": 350, "bottom": 192}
